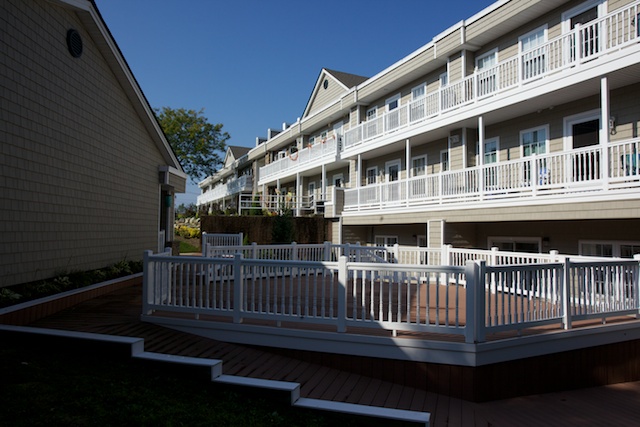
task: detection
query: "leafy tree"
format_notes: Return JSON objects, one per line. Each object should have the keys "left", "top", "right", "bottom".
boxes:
{"left": 155, "top": 107, "right": 229, "bottom": 182}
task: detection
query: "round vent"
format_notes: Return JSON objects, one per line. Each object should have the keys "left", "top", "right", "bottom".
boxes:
{"left": 66, "top": 29, "right": 83, "bottom": 58}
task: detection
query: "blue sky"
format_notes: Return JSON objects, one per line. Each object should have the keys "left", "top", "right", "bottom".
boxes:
{"left": 94, "top": 0, "right": 496, "bottom": 205}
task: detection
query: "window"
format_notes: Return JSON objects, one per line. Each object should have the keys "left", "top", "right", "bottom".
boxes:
{"left": 563, "top": 0, "right": 605, "bottom": 61}
{"left": 521, "top": 126, "right": 548, "bottom": 156}
{"left": 375, "top": 235, "right": 398, "bottom": 246}
{"left": 484, "top": 138, "right": 499, "bottom": 164}
{"left": 333, "top": 174, "right": 344, "bottom": 188}
{"left": 412, "top": 84, "right": 425, "bottom": 100}
{"left": 411, "top": 156, "right": 427, "bottom": 177}
{"left": 386, "top": 160, "right": 400, "bottom": 182}
{"left": 308, "top": 136, "right": 315, "bottom": 146}
{"left": 366, "top": 167, "right": 378, "bottom": 185}
{"left": 308, "top": 182, "right": 316, "bottom": 202}
{"left": 410, "top": 84, "right": 427, "bottom": 122}
{"left": 366, "top": 107, "right": 377, "bottom": 120}
{"left": 580, "top": 240, "right": 640, "bottom": 258}
{"left": 440, "top": 72, "right": 448, "bottom": 87}
{"left": 440, "top": 150, "right": 449, "bottom": 172}
{"left": 489, "top": 237, "right": 541, "bottom": 253}
{"left": 386, "top": 94, "right": 400, "bottom": 112}
{"left": 386, "top": 94, "right": 402, "bottom": 130}
{"left": 520, "top": 26, "right": 547, "bottom": 79}
{"left": 476, "top": 49, "right": 497, "bottom": 96}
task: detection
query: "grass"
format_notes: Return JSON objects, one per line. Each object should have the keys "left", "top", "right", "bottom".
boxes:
{"left": 0, "top": 341, "right": 371, "bottom": 427}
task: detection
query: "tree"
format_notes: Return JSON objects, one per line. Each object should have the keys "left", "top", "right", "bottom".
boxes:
{"left": 155, "top": 107, "right": 229, "bottom": 182}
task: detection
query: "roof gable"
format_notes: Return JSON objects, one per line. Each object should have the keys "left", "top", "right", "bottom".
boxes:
{"left": 223, "top": 146, "right": 250, "bottom": 168}
{"left": 302, "top": 68, "right": 368, "bottom": 118}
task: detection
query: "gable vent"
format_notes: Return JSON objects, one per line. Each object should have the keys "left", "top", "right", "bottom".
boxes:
{"left": 66, "top": 29, "right": 83, "bottom": 58}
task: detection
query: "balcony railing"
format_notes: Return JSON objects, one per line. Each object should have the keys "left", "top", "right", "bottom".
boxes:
{"left": 259, "top": 136, "right": 339, "bottom": 182}
{"left": 344, "top": 139, "right": 640, "bottom": 212}
{"left": 344, "top": 2, "right": 640, "bottom": 150}
{"left": 197, "top": 175, "right": 253, "bottom": 206}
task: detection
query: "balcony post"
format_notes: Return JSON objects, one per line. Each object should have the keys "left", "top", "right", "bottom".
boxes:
{"left": 337, "top": 255, "right": 348, "bottom": 333}
{"left": 142, "top": 250, "right": 153, "bottom": 315}
{"left": 464, "top": 260, "right": 485, "bottom": 343}
{"left": 601, "top": 76, "right": 610, "bottom": 189}
{"left": 233, "top": 253, "right": 244, "bottom": 324}
{"left": 562, "top": 257, "right": 572, "bottom": 330}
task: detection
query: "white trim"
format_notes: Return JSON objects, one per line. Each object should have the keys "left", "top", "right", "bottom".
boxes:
{"left": 518, "top": 24, "right": 548, "bottom": 51}
{"left": 366, "top": 166, "right": 378, "bottom": 185}
{"left": 385, "top": 159, "right": 401, "bottom": 181}
{"left": 386, "top": 93, "right": 401, "bottom": 111}
{"left": 561, "top": 0, "right": 607, "bottom": 33}
{"left": 563, "top": 109, "right": 601, "bottom": 151}
{"left": 483, "top": 137, "right": 500, "bottom": 164}
{"left": 411, "top": 155, "right": 427, "bottom": 177}
{"left": 440, "top": 149, "right": 449, "bottom": 172}
{"left": 332, "top": 173, "right": 344, "bottom": 188}
{"left": 520, "top": 124, "right": 549, "bottom": 157}
{"left": 366, "top": 106, "right": 377, "bottom": 120}
{"left": 411, "top": 83, "right": 426, "bottom": 100}
{"left": 475, "top": 48, "right": 498, "bottom": 69}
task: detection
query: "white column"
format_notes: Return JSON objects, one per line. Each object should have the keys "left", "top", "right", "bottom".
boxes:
{"left": 296, "top": 172, "right": 301, "bottom": 216}
{"left": 321, "top": 164, "right": 326, "bottom": 199}
{"left": 478, "top": 116, "right": 485, "bottom": 197}
{"left": 405, "top": 139, "right": 411, "bottom": 207}
{"left": 601, "top": 76, "right": 610, "bottom": 188}
{"left": 357, "top": 154, "right": 362, "bottom": 208}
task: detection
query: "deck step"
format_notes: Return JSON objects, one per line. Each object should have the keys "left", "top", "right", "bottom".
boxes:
{"left": 213, "top": 374, "right": 301, "bottom": 404}
{"left": 295, "top": 397, "right": 430, "bottom": 426}
{"left": 133, "top": 351, "right": 223, "bottom": 379}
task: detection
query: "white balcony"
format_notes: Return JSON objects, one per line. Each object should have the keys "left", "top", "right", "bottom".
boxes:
{"left": 344, "top": 139, "right": 640, "bottom": 213}
{"left": 259, "top": 136, "right": 339, "bottom": 184}
{"left": 344, "top": 2, "right": 640, "bottom": 150}
{"left": 197, "top": 175, "right": 253, "bottom": 206}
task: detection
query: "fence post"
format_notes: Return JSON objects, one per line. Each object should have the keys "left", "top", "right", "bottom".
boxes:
{"left": 239, "top": 232, "right": 244, "bottom": 246}
{"left": 233, "top": 253, "right": 244, "bottom": 324}
{"left": 393, "top": 243, "right": 399, "bottom": 263}
{"left": 142, "top": 250, "right": 153, "bottom": 315}
{"left": 291, "top": 242, "right": 298, "bottom": 262}
{"left": 634, "top": 254, "right": 640, "bottom": 319}
{"left": 562, "top": 257, "right": 572, "bottom": 330}
{"left": 464, "top": 260, "right": 485, "bottom": 343}
{"left": 251, "top": 242, "right": 257, "bottom": 260}
{"left": 337, "top": 255, "right": 348, "bottom": 333}
{"left": 324, "top": 241, "right": 331, "bottom": 261}
{"left": 550, "top": 250, "right": 559, "bottom": 263}
{"left": 201, "top": 232, "right": 208, "bottom": 254}
{"left": 490, "top": 247, "right": 499, "bottom": 266}
{"left": 442, "top": 244, "right": 451, "bottom": 266}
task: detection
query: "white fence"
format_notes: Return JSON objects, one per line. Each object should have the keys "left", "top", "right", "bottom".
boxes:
{"left": 201, "top": 233, "right": 243, "bottom": 254}
{"left": 142, "top": 250, "right": 640, "bottom": 344}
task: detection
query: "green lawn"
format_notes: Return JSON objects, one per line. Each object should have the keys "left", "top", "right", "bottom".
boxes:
{"left": 0, "top": 342, "right": 376, "bottom": 427}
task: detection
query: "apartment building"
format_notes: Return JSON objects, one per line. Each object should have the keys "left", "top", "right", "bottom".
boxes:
{"left": 198, "top": 0, "right": 640, "bottom": 257}
{"left": 198, "top": 146, "right": 252, "bottom": 214}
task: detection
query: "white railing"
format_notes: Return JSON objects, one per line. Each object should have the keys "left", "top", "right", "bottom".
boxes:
{"left": 259, "top": 136, "right": 339, "bottom": 181}
{"left": 343, "top": 2, "right": 640, "bottom": 150}
{"left": 201, "top": 232, "right": 243, "bottom": 254}
{"left": 344, "top": 138, "right": 640, "bottom": 212}
{"left": 197, "top": 175, "right": 253, "bottom": 206}
{"left": 142, "top": 250, "right": 640, "bottom": 344}
{"left": 204, "top": 241, "right": 391, "bottom": 264}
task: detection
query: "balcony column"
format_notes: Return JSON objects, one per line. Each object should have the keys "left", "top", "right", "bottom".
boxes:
{"left": 478, "top": 116, "right": 485, "bottom": 197}
{"left": 296, "top": 172, "right": 301, "bottom": 216}
{"left": 601, "top": 76, "right": 610, "bottom": 189}
{"left": 321, "top": 164, "right": 326, "bottom": 200}
{"left": 357, "top": 154, "right": 362, "bottom": 208}
{"left": 405, "top": 139, "right": 411, "bottom": 207}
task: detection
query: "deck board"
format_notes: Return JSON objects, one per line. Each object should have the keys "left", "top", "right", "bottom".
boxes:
{"left": 6, "top": 281, "right": 640, "bottom": 426}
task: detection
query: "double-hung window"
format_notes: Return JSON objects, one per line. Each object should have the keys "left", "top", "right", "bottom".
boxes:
{"left": 520, "top": 26, "right": 547, "bottom": 79}
{"left": 476, "top": 49, "right": 497, "bottom": 96}
{"left": 365, "top": 107, "right": 378, "bottom": 139}
{"left": 410, "top": 84, "right": 426, "bottom": 122}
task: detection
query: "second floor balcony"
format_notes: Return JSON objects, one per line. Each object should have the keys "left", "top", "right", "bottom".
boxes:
{"left": 197, "top": 175, "right": 253, "bottom": 206}
{"left": 259, "top": 136, "right": 340, "bottom": 185}
{"left": 344, "top": 138, "right": 640, "bottom": 214}
{"left": 344, "top": 2, "right": 640, "bottom": 151}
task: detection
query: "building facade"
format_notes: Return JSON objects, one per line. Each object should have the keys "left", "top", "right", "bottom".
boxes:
{"left": 198, "top": 0, "right": 640, "bottom": 257}
{"left": 0, "top": 0, "right": 186, "bottom": 287}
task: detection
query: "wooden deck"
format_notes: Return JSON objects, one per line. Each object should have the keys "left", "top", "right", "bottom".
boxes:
{"left": 4, "top": 280, "right": 640, "bottom": 426}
